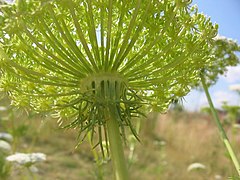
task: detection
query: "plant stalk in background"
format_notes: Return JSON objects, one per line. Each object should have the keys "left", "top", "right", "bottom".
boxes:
{"left": 201, "top": 72, "right": 240, "bottom": 176}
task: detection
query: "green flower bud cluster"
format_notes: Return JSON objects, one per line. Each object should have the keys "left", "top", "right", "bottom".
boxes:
{"left": 0, "top": 0, "right": 217, "bottom": 147}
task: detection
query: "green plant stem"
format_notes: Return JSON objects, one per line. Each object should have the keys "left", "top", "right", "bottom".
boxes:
{"left": 128, "top": 118, "right": 141, "bottom": 166}
{"left": 87, "top": 132, "right": 104, "bottom": 180}
{"left": 201, "top": 74, "right": 240, "bottom": 176}
{"left": 105, "top": 107, "right": 129, "bottom": 180}
{"left": 26, "top": 167, "right": 36, "bottom": 180}
{"left": 10, "top": 110, "right": 17, "bottom": 153}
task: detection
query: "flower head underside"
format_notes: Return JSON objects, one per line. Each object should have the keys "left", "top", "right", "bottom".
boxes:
{"left": 0, "top": 0, "right": 217, "bottom": 148}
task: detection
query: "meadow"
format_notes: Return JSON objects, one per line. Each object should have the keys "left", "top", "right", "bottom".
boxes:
{"left": 1, "top": 98, "right": 239, "bottom": 180}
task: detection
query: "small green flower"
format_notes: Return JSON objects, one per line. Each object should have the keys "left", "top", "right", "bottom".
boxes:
{"left": 0, "top": 0, "right": 217, "bottom": 149}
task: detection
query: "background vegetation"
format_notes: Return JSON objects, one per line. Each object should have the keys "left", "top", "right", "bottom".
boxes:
{"left": 1, "top": 96, "right": 240, "bottom": 179}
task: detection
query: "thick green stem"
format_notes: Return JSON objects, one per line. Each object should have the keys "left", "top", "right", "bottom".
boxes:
{"left": 201, "top": 74, "right": 240, "bottom": 176}
{"left": 105, "top": 108, "right": 129, "bottom": 180}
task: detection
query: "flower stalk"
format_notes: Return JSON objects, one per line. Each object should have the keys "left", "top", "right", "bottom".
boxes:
{"left": 87, "top": 132, "right": 104, "bottom": 180}
{"left": 105, "top": 107, "right": 129, "bottom": 180}
{"left": 200, "top": 73, "right": 240, "bottom": 176}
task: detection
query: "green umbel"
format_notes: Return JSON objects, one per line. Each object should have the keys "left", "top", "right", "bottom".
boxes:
{"left": 0, "top": 1, "right": 218, "bottom": 179}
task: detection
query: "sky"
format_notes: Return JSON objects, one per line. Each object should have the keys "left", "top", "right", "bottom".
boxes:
{"left": 183, "top": 0, "right": 240, "bottom": 111}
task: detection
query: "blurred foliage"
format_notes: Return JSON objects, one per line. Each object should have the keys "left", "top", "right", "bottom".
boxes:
{"left": 200, "top": 106, "right": 212, "bottom": 115}
{"left": 0, "top": 152, "right": 11, "bottom": 180}
{"left": 221, "top": 102, "right": 240, "bottom": 124}
{"left": 195, "top": 36, "right": 240, "bottom": 88}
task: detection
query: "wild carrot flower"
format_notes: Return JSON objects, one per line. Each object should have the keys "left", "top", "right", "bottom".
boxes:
{"left": 0, "top": 106, "right": 7, "bottom": 111}
{"left": 200, "top": 35, "right": 240, "bottom": 86}
{"left": 0, "top": 132, "right": 13, "bottom": 142}
{"left": 187, "top": 162, "right": 206, "bottom": 172}
{"left": 6, "top": 152, "right": 46, "bottom": 167}
{"left": 0, "top": 0, "right": 217, "bottom": 142}
{"left": 0, "top": 1, "right": 217, "bottom": 178}
{"left": 0, "top": 140, "right": 11, "bottom": 152}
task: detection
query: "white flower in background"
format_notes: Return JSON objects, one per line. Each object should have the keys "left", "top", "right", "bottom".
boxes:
{"left": 229, "top": 84, "right": 240, "bottom": 91}
{"left": 215, "top": 174, "right": 222, "bottom": 180}
{"left": 0, "top": 140, "right": 12, "bottom": 152}
{"left": 0, "top": 132, "right": 13, "bottom": 142}
{"left": 187, "top": 162, "right": 206, "bottom": 172}
{"left": 0, "top": 106, "right": 7, "bottom": 111}
{"left": 153, "top": 140, "right": 166, "bottom": 146}
{"left": 233, "top": 124, "right": 240, "bottom": 129}
{"left": 29, "top": 166, "right": 39, "bottom": 173}
{"left": 6, "top": 153, "right": 46, "bottom": 167}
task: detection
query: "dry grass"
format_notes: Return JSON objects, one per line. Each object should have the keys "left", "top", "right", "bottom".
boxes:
{"left": 153, "top": 112, "right": 240, "bottom": 179}
{"left": 1, "top": 109, "right": 240, "bottom": 179}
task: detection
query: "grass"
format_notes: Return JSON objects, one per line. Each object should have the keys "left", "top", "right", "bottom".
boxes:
{"left": 1, "top": 106, "right": 240, "bottom": 179}
{"left": 154, "top": 112, "right": 235, "bottom": 180}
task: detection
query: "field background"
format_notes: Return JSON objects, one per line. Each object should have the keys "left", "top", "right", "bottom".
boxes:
{"left": 1, "top": 97, "right": 240, "bottom": 180}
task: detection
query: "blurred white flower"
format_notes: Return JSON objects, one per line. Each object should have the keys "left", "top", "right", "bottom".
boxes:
{"left": 229, "top": 84, "right": 240, "bottom": 91}
{"left": 233, "top": 124, "right": 240, "bottom": 129}
{"left": 153, "top": 140, "right": 166, "bottom": 146}
{"left": 0, "top": 106, "right": 7, "bottom": 111}
{"left": 29, "top": 166, "right": 39, "bottom": 173}
{"left": 187, "top": 162, "right": 206, "bottom": 172}
{"left": 215, "top": 174, "right": 222, "bottom": 180}
{"left": 6, "top": 153, "right": 46, "bottom": 166}
{"left": 0, "top": 132, "right": 13, "bottom": 142}
{"left": 0, "top": 140, "right": 12, "bottom": 152}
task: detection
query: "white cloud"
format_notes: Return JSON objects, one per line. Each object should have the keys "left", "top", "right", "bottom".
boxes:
{"left": 198, "top": 90, "right": 240, "bottom": 110}
{"left": 212, "top": 91, "right": 239, "bottom": 107}
{"left": 229, "top": 84, "right": 240, "bottom": 91}
{"left": 213, "top": 34, "right": 227, "bottom": 40}
{"left": 222, "top": 66, "right": 240, "bottom": 83}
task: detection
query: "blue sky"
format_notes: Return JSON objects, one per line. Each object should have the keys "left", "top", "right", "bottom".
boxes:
{"left": 183, "top": 0, "right": 240, "bottom": 111}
